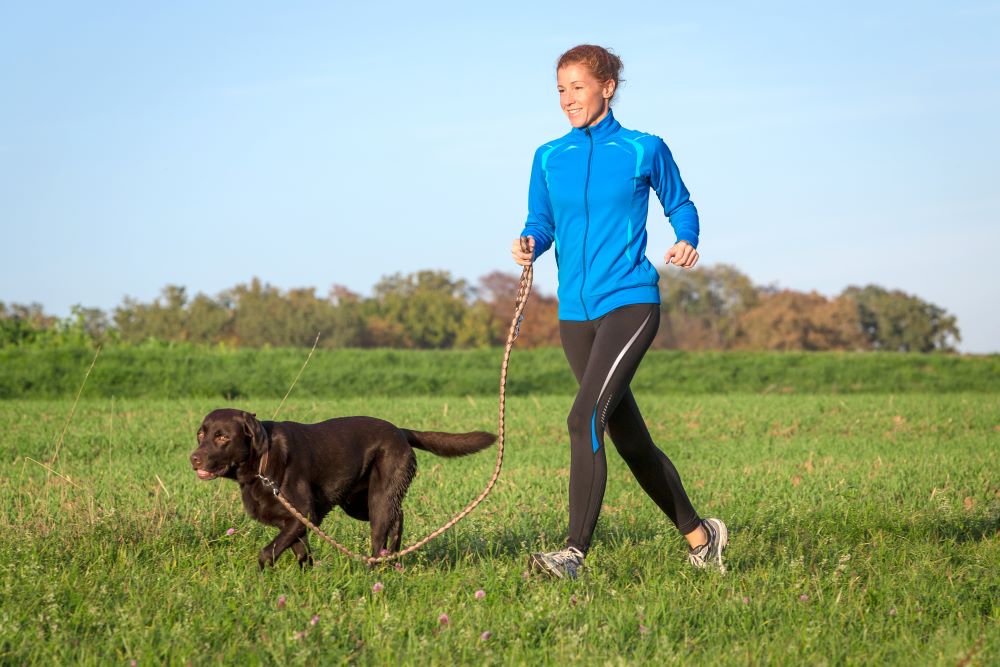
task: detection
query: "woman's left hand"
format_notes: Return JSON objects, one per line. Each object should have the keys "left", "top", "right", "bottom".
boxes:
{"left": 664, "top": 241, "right": 699, "bottom": 269}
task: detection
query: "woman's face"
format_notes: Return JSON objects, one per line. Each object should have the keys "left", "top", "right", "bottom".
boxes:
{"left": 557, "top": 63, "right": 615, "bottom": 129}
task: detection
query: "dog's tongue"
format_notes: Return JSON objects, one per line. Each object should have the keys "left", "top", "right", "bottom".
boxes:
{"left": 196, "top": 469, "right": 217, "bottom": 480}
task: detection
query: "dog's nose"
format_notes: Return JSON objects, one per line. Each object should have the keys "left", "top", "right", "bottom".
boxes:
{"left": 190, "top": 452, "right": 202, "bottom": 468}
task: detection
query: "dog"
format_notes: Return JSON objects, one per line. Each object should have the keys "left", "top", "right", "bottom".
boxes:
{"left": 189, "top": 408, "right": 495, "bottom": 569}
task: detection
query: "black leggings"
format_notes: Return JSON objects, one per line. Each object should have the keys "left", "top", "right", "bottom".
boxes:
{"left": 560, "top": 303, "right": 700, "bottom": 553}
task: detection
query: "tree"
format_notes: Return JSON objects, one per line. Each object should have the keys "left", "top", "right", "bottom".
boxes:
{"left": 734, "top": 290, "right": 867, "bottom": 351}
{"left": 0, "top": 301, "right": 56, "bottom": 346}
{"left": 842, "top": 285, "right": 961, "bottom": 352}
{"left": 656, "top": 264, "right": 759, "bottom": 349}
{"left": 476, "top": 271, "right": 561, "bottom": 347}
{"left": 113, "top": 285, "right": 191, "bottom": 343}
{"left": 368, "top": 270, "right": 487, "bottom": 348}
{"left": 223, "top": 279, "right": 360, "bottom": 348}
{"left": 11, "top": 269, "right": 965, "bottom": 352}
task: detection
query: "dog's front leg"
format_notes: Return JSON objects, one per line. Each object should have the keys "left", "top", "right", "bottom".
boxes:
{"left": 258, "top": 519, "right": 308, "bottom": 570}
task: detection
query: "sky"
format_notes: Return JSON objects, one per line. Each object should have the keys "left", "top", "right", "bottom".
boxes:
{"left": 1, "top": 1, "right": 998, "bottom": 352}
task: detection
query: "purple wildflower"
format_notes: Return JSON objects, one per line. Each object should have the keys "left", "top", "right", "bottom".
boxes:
{"left": 372, "top": 582, "right": 384, "bottom": 593}
{"left": 480, "top": 631, "right": 492, "bottom": 641}
{"left": 475, "top": 589, "right": 486, "bottom": 600}
{"left": 277, "top": 595, "right": 286, "bottom": 609}
{"left": 225, "top": 527, "right": 236, "bottom": 536}
{"left": 310, "top": 614, "right": 320, "bottom": 626}
{"left": 742, "top": 596, "right": 750, "bottom": 604}
{"left": 438, "top": 613, "right": 450, "bottom": 626}
{"left": 799, "top": 594, "right": 809, "bottom": 602}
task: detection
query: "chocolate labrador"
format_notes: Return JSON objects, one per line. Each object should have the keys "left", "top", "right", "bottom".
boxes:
{"left": 189, "top": 408, "right": 495, "bottom": 569}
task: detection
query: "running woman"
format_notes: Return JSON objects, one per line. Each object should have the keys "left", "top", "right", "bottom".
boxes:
{"left": 512, "top": 44, "right": 727, "bottom": 579}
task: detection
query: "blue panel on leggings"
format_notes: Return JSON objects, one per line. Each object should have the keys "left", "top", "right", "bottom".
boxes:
{"left": 591, "top": 410, "right": 600, "bottom": 453}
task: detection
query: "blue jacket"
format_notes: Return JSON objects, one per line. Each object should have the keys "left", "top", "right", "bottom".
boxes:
{"left": 520, "top": 109, "right": 699, "bottom": 321}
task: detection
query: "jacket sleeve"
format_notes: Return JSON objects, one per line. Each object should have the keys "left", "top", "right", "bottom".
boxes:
{"left": 519, "top": 145, "right": 556, "bottom": 259}
{"left": 650, "top": 137, "right": 699, "bottom": 248}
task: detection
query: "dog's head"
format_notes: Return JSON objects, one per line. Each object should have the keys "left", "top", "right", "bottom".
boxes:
{"left": 189, "top": 408, "right": 268, "bottom": 481}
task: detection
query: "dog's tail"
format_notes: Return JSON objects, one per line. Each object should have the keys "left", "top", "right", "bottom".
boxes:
{"left": 401, "top": 429, "right": 497, "bottom": 457}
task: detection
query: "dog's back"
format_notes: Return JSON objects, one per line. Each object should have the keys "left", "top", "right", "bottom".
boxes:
{"left": 279, "top": 417, "right": 495, "bottom": 458}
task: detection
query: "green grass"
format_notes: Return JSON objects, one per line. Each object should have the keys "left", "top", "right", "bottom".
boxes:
{"left": 0, "top": 393, "right": 997, "bottom": 665}
{"left": 2, "top": 345, "right": 999, "bottom": 398}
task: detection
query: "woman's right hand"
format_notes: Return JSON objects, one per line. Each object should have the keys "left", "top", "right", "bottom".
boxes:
{"left": 511, "top": 236, "right": 535, "bottom": 266}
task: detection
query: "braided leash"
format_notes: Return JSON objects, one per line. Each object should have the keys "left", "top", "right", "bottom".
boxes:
{"left": 259, "top": 238, "right": 534, "bottom": 565}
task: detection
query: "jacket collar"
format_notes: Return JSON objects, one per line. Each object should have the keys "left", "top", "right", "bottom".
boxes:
{"left": 570, "top": 107, "right": 621, "bottom": 141}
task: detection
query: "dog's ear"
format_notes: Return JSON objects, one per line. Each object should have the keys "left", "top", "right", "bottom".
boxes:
{"left": 242, "top": 411, "right": 269, "bottom": 455}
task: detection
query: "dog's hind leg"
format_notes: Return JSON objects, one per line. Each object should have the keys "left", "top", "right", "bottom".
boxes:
{"left": 388, "top": 513, "right": 404, "bottom": 553}
{"left": 367, "top": 474, "right": 395, "bottom": 558}
{"left": 368, "top": 450, "right": 415, "bottom": 559}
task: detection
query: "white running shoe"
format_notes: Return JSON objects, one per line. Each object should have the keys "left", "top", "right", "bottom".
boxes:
{"left": 528, "top": 546, "right": 585, "bottom": 579}
{"left": 688, "top": 518, "right": 728, "bottom": 574}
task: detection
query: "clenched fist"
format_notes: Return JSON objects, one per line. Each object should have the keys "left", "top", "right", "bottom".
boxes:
{"left": 511, "top": 236, "right": 535, "bottom": 267}
{"left": 664, "top": 240, "right": 699, "bottom": 269}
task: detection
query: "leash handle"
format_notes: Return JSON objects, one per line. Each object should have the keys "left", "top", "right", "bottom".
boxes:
{"left": 519, "top": 236, "right": 532, "bottom": 256}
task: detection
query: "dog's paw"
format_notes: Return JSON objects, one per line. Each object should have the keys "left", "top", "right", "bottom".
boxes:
{"left": 258, "top": 549, "right": 278, "bottom": 570}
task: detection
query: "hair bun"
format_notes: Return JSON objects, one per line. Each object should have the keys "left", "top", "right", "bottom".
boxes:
{"left": 557, "top": 45, "right": 624, "bottom": 101}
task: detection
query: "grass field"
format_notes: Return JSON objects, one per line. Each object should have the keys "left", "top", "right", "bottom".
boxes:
{"left": 1, "top": 390, "right": 997, "bottom": 665}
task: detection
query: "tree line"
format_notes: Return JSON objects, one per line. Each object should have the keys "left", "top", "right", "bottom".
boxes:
{"left": 0, "top": 265, "right": 961, "bottom": 352}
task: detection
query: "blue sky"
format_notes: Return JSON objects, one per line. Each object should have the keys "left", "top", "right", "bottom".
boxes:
{"left": 2, "top": 1, "right": 998, "bottom": 352}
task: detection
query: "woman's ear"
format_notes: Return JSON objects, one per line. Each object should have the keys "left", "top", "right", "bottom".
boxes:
{"left": 242, "top": 411, "right": 269, "bottom": 455}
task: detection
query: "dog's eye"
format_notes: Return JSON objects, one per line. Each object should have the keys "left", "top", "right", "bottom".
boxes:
{"left": 214, "top": 433, "right": 230, "bottom": 445}
{"left": 197, "top": 430, "right": 205, "bottom": 441}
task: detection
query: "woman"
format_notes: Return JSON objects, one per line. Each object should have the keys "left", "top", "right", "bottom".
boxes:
{"left": 512, "top": 44, "right": 727, "bottom": 579}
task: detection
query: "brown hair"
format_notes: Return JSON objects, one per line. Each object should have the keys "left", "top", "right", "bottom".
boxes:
{"left": 556, "top": 44, "right": 624, "bottom": 102}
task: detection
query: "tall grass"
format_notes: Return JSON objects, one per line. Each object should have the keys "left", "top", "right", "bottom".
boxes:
{"left": 2, "top": 345, "right": 998, "bottom": 398}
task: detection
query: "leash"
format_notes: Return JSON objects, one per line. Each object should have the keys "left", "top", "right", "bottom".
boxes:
{"left": 258, "top": 238, "right": 534, "bottom": 565}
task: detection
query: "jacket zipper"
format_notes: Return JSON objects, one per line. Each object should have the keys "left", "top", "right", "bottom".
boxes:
{"left": 580, "top": 128, "right": 593, "bottom": 320}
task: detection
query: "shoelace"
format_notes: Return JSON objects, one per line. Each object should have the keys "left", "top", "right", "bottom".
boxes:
{"left": 688, "top": 521, "right": 714, "bottom": 566}
{"left": 547, "top": 547, "right": 584, "bottom": 565}
{"left": 687, "top": 544, "right": 709, "bottom": 566}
